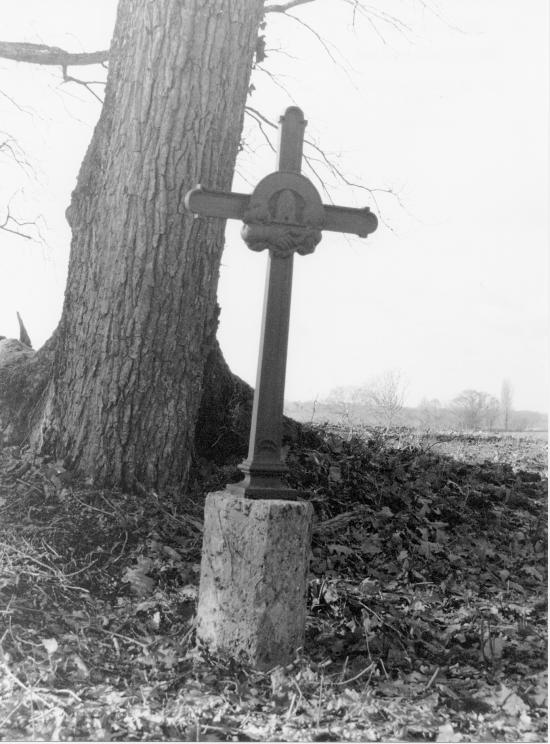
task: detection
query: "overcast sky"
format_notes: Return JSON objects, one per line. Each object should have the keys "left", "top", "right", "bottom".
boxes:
{"left": 0, "top": 1, "right": 548, "bottom": 411}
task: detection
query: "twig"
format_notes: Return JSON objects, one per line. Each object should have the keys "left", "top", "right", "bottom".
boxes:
{"left": 98, "top": 492, "right": 124, "bottom": 517}
{"left": 71, "top": 493, "right": 115, "bottom": 517}
{"left": 0, "top": 205, "right": 34, "bottom": 240}
{"left": 245, "top": 105, "right": 277, "bottom": 130}
{"left": 284, "top": 12, "right": 342, "bottom": 69}
{"left": 335, "top": 661, "right": 374, "bottom": 685}
{"left": 111, "top": 530, "right": 128, "bottom": 563}
{"left": 316, "top": 671, "right": 324, "bottom": 727}
{"left": 33, "top": 686, "right": 82, "bottom": 703}
{"left": 6, "top": 544, "right": 58, "bottom": 575}
{"left": 1, "top": 663, "right": 53, "bottom": 709}
{"left": 0, "top": 222, "right": 32, "bottom": 239}
{"left": 41, "top": 539, "right": 61, "bottom": 559}
{"left": 0, "top": 193, "right": 46, "bottom": 243}
{"left": 339, "top": 655, "right": 349, "bottom": 682}
{"left": 201, "top": 724, "right": 242, "bottom": 737}
{"left": 286, "top": 692, "right": 297, "bottom": 720}
{"left": 94, "top": 627, "right": 150, "bottom": 650}
{"left": 244, "top": 108, "right": 277, "bottom": 154}
{"left": 0, "top": 133, "right": 35, "bottom": 176}
{"left": 291, "top": 676, "right": 304, "bottom": 706}
{"left": 256, "top": 64, "right": 298, "bottom": 101}
{"left": 64, "top": 558, "right": 97, "bottom": 578}
{"left": 0, "top": 699, "right": 24, "bottom": 730}
{"left": 0, "top": 87, "right": 34, "bottom": 115}
{"left": 61, "top": 64, "right": 104, "bottom": 104}
{"left": 302, "top": 154, "right": 333, "bottom": 201}
{"left": 425, "top": 666, "right": 440, "bottom": 691}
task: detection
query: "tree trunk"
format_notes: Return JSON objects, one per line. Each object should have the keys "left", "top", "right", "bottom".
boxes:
{"left": 35, "top": 0, "right": 265, "bottom": 488}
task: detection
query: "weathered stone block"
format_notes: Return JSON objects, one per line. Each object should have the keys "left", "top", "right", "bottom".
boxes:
{"left": 196, "top": 490, "right": 313, "bottom": 670}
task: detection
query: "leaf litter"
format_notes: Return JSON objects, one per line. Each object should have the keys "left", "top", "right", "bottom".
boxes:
{"left": 0, "top": 427, "right": 546, "bottom": 741}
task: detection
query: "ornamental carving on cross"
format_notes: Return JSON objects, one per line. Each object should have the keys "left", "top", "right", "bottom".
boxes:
{"left": 241, "top": 172, "right": 324, "bottom": 258}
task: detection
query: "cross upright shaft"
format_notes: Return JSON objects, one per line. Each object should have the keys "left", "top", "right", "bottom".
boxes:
{"left": 185, "top": 106, "right": 377, "bottom": 499}
{"left": 235, "top": 107, "right": 305, "bottom": 499}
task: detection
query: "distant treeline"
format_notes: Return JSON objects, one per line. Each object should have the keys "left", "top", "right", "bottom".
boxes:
{"left": 285, "top": 400, "right": 547, "bottom": 433}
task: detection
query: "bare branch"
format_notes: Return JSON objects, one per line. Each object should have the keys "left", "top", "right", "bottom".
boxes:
{"left": 0, "top": 87, "right": 34, "bottom": 116}
{"left": 264, "top": 0, "right": 315, "bottom": 12}
{"left": 0, "top": 223, "right": 31, "bottom": 239}
{"left": 284, "top": 12, "right": 342, "bottom": 68}
{"left": 244, "top": 107, "right": 277, "bottom": 154}
{"left": 245, "top": 106, "right": 277, "bottom": 131}
{"left": 0, "top": 134, "right": 35, "bottom": 178}
{"left": 242, "top": 106, "right": 397, "bottom": 223}
{"left": 0, "top": 41, "right": 109, "bottom": 67}
{"left": 301, "top": 134, "right": 404, "bottom": 230}
{"left": 0, "top": 207, "right": 32, "bottom": 240}
{"left": 244, "top": 107, "right": 333, "bottom": 200}
{"left": 302, "top": 154, "right": 333, "bottom": 201}
{"left": 0, "top": 42, "right": 108, "bottom": 104}
{"left": 341, "top": 1, "right": 412, "bottom": 36}
{"left": 0, "top": 194, "right": 47, "bottom": 245}
{"left": 263, "top": 46, "right": 300, "bottom": 61}
{"left": 233, "top": 166, "right": 257, "bottom": 189}
{"left": 255, "top": 64, "right": 298, "bottom": 101}
{"left": 61, "top": 65, "right": 104, "bottom": 104}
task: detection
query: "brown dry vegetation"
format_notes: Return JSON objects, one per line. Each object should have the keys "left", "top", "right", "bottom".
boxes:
{"left": 0, "top": 429, "right": 547, "bottom": 741}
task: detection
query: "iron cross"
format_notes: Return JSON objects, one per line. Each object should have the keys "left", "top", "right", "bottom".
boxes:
{"left": 185, "top": 106, "right": 377, "bottom": 500}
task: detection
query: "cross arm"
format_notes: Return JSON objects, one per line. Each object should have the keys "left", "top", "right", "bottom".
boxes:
{"left": 323, "top": 204, "right": 378, "bottom": 238}
{"left": 185, "top": 185, "right": 377, "bottom": 238}
{"left": 184, "top": 186, "right": 250, "bottom": 221}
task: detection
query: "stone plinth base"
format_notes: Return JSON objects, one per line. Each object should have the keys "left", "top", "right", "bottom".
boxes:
{"left": 196, "top": 491, "right": 313, "bottom": 670}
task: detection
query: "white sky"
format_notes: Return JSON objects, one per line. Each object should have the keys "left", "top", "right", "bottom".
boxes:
{"left": 0, "top": 1, "right": 548, "bottom": 411}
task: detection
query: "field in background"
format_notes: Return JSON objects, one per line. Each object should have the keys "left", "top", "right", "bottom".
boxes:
{"left": 381, "top": 430, "right": 548, "bottom": 475}
{"left": 285, "top": 399, "right": 548, "bottom": 435}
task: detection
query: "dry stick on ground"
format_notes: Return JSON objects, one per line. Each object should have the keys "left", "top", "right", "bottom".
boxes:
{"left": 70, "top": 493, "right": 115, "bottom": 518}
{"left": 1, "top": 663, "right": 53, "bottom": 710}
{"left": 335, "top": 661, "right": 375, "bottom": 686}
{"left": 315, "top": 671, "right": 324, "bottom": 727}
{"left": 94, "top": 627, "right": 150, "bottom": 650}
{"left": 0, "top": 698, "right": 25, "bottom": 731}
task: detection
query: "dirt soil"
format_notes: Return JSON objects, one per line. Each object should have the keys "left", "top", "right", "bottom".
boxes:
{"left": 0, "top": 428, "right": 547, "bottom": 741}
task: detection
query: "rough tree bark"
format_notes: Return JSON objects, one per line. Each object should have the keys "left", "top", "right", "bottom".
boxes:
{"left": 1, "top": 0, "right": 267, "bottom": 488}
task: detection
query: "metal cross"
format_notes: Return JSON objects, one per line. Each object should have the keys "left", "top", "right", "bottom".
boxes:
{"left": 185, "top": 106, "right": 377, "bottom": 499}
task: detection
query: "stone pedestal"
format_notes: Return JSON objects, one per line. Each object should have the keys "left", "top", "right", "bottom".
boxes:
{"left": 196, "top": 491, "right": 313, "bottom": 670}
